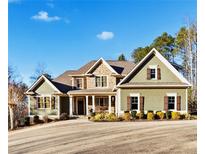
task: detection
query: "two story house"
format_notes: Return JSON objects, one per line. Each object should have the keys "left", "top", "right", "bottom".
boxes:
{"left": 25, "top": 48, "right": 191, "bottom": 118}
{"left": 25, "top": 57, "right": 135, "bottom": 118}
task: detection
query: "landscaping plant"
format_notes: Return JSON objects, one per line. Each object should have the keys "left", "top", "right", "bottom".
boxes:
{"left": 131, "top": 111, "right": 137, "bottom": 120}
{"left": 147, "top": 112, "right": 154, "bottom": 120}
{"left": 123, "top": 112, "right": 130, "bottom": 121}
{"left": 33, "top": 115, "right": 39, "bottom": 124}
{"left": 60, "top": 113, "right": 69, "bottom": 120}
{"left": 171, "top": 112, "right": 180, "bottom": 120}
{"left": 166, "top": 111, "right": 172, "bottom": 119}
{"left": 157, "top": 111, "right": 164, "bottom": 120}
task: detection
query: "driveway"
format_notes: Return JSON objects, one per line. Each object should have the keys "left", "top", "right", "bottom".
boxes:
{"left": 9, "top": 119, "right": 197, "bottom": 154}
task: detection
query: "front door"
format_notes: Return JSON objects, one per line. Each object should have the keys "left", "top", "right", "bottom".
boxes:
{"left": 78, "top": 100, "right": 84, "bottom": 115}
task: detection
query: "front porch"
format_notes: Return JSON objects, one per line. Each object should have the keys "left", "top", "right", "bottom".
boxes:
{"left": 69, "top": 94, "right": 116, "bottom": 116}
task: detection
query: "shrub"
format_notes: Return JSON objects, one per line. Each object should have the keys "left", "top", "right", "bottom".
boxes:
{"left": 185, "top": 113, "right": 191, "bottom": 120}
{"left": 180, "top": 114, "right": 186, "bottom": 120}
{"left": 60, "top": 113, "right": 69, "bottom": 120}
{"left": 105, "top": 113, "right": 117, "bottom": 121}
{"left": 157, "top": 112, "right": 164, "bottom": 120}
{"left": 171, "top": 112, "right": 180, "bottom": 120}
{"left": 131, "top": 111, "right": 137, "bottom": 120}
{"left": 166, "top": 111, "right": 172, "bottom": 120}
{"left": 147, "top": 112, "right": 154, "bottom": 120}
{"left": 94, "top": 113, "right": 106, "bottom": 121}
{"left": 33, "top": 115, "right": 39, "bottom": 124}
{"left": 25, "top": 117, "right": 30, "bottom": 126}
{"left": 123, "top": 112, "right": 130, "bottom": 121}
{"left": 43, "top": 115, "right": 49, "bottom": 123}
{"left": 136, "top": 112, "right": 144, "bottom": 119}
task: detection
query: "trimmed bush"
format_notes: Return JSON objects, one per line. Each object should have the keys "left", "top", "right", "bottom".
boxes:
{"left": 33, "top": 115, "right": 39, "bottom": 124}
{"left": 171, "top": 112, "right": 180, "bottom": 120}
{"left": 147, "top": 112, "right": 154, "bottom": 120}
{"left": 166, "top": 111, "right": 172, "bottom": 120}
{"left": 94, "top": 113, "right": 106, "bottom": 121}
{"left": 60, "top": 113, "right": 69, "bottom": 120}
{"left": 131, "top": 111, "right": 137, "bottom": 120}
{"left": 105, "top": 113, "right": 117, "bottom": 121}
{"left": 185, "top": 113, "right": 191, "bottom": 120}
{"left": 90, "top": 112, "right": 96, "bottom": 117}
{"left": 136, "top": 112, "right": 144, "bottom": 119}
{"left": 157, "top": 112, "right": 164, "bottom": 120}
{"left": 25, "top": 117, "right": 30, "bottom": 126}
{"left": 123, "top": 112, "right": 130, "bottom": 121}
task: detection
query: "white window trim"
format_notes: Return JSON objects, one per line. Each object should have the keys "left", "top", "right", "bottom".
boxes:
{"left": 95, "top": 75, "right": 109, "bottom": 88}
{"left": 166, "top": 93, "right": 177, "bottom": 111}
{"left": 35, "top": 95, "right": 53, "bottom": 109}
{"left": 130, "top": 93, "right": 140, "bottom": 111}
{"left": 75, "top": 78, "right": 83, "bottom": 89}
{"left": 149, "top": 65, "right": 157, "bottom": 80}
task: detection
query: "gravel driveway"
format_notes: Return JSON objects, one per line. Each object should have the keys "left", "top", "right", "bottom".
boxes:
{"left": 8, "top": 119, "right": 197, "bottom": 154}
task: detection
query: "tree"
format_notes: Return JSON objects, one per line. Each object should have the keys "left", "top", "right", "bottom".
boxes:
{"left": 30, "top": 63, "right": 52, "bottom": 83}
{"left": 175, "top": 21, "right": 197, "bottom": 113}
{"left": 8, "top": 66, "right": 28, "bottom": 130}
{"left": 118, "top": 54, "right": 126, "bottom": 61}
{"left": 151, "top": 32, "right": 177, "bottom": 62}
{"left": 132, "top": 46, "right": 151, "bottom": 63}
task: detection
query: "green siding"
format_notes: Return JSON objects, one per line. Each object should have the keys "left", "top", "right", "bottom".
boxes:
{"left": 29, "top": 96, "right": 59, "bottom": 116}
{"left": 35, "top": 80, "right": 56, "bottom": 95}
{"left": 120, "top": 88, "right": 187, "bottom": 111}
{"left": 129, "top": 56, "right": 181, "bottom": 83}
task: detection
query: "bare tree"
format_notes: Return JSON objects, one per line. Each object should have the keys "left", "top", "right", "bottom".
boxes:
{"left": 30, "top": 63, "right": 52, "bottom": 83}
{"left": 8, "top": 66, "right": 28, "bottom": 130}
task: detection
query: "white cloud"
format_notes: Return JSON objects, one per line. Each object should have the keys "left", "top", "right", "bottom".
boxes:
{"left": 31, "top": 11, "right": 61, "bottom": 22}
{"left": 97, "top": 31, "right": 114, "bottom": 40}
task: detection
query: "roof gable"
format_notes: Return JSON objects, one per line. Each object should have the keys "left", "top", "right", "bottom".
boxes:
{"left": 117, "top": 48, "right": 191, "bottom": 87}
{"left": 85, "top": 58, "right": 119, "bottom": 75}
{"left": 26, "top": 75, "right": 62, "bottom": 94}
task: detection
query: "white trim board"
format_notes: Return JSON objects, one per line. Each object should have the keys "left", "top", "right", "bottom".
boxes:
{"left": 117, "top": 48, "right": 191, "bottom": 87}
{"left": 85, "top": 57, "right": 119, "bottom": 75}
{"left": 26, "top": 75, "right": 62, "bottom": 94}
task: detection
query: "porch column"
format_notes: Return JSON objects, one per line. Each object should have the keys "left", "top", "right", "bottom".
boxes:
{"left": 115, "top": 95, "right": 118, "bottom": 115}
{"left": 108, "top": 95, "right": 112, "bottom": 113}
{"left": 27, "top": 95, "right": 30, "bottom": 116}
{"left": 58, "top": 96, "right": 60, "bottom": 118}
{"left": 69, "top": 96, "right": 73, "bottom": 116}
{"left": 92, "top": 95, "right": 95, "bottom": 112}
{"left": 86, "top": 95, "right": 89, "bottom": 116}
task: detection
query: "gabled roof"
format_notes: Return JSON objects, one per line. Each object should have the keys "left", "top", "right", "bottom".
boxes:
{"left": 117, "top": 48, "right": 191, "bottom": 87}
{"left": 25, "top": 75, "right": 62, "bottom": 94}
{"left": 85, "top": 57, "right": 119, "bottom": 75}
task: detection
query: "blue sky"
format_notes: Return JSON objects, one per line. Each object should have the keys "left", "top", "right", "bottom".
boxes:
{"left": 9, "top": 0, "right": 196, "bottom": 85}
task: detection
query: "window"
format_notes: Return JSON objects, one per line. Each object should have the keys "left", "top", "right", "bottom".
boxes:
{"left": 168, "top": 96, "right": 175, "bottom": 110}
{"left": 95, "top": 76, "right": 107, "bottom": 87}
{"left": 150, "top": 69, "right": 156, "bottom": 79}
{"left": 131, "top": 97, "right": 138, "bottom": 110}
{"left": 76, "top": 78, "right": 82, "bottom": 88}
{"left": 36, "top": 96, "right": 51, "bottom": 109}
{"left": 37, "top": 97, "right": 44, "bottom": 108}
{"left": 44, "top": 97, "right": 50, "bottom": 108}
{"left": 51, "top": 96, "right": 56, "bottom": 109}
{"left": 96, "top": 97, "right": 108, "bottom": 106}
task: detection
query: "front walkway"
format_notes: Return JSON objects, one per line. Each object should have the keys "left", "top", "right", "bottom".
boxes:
{"left": 9, "top": 120, "right": 197, "bottom": 154}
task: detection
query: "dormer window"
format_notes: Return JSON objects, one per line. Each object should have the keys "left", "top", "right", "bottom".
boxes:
{"left": 147, "top": 65, "right": 161, "bottom": 80}
{"left": 150, "top": 69, "right": 156, "bottom": 79}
